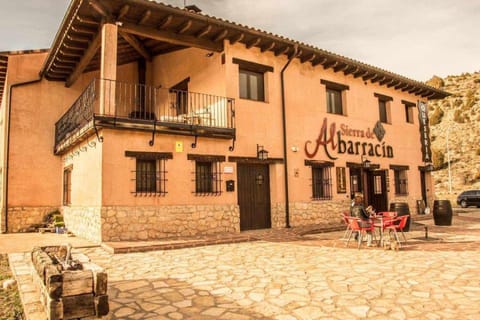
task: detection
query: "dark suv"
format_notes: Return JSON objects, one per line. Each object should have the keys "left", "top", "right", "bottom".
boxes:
{"left": 457, "top": 190, "right": 480, "bottom": 208}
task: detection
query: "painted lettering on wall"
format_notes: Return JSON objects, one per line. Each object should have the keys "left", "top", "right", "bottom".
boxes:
{"left": 305, "top": 118, "right": 394, "bottom": 160}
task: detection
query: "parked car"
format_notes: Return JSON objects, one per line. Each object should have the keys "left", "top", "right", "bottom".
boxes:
{"left": 456, "top": 190, "right": 480, "bottom": 208}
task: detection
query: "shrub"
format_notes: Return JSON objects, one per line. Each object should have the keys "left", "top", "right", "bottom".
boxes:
{"left": 432, "top": 149, "right": 445, "bottom": 169}
{"left": 463, "top": 89, "right": 475, "bottom": 110}
{"left": 429, "top": 108, "right": 444, "bottom": 125}
{"left": 453, "top": 109, "right": 465, "bottom": 123}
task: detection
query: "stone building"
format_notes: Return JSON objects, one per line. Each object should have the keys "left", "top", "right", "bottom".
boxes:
{"left": 0, "top": 0, "right": 448, "bottom": 242}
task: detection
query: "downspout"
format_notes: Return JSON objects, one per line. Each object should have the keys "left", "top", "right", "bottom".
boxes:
{"left": 280, "top": 45, "right": 298, "bottom": 228}
{"left": 3, "top": 77, "right": 42, "bottom": 233}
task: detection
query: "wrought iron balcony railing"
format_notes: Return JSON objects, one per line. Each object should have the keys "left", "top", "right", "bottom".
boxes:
{"left": 54, "top": 79, "right": 235, "bottom": 154}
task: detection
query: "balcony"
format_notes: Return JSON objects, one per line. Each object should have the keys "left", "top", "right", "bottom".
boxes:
{"left": 54, "top": 79, "right": 235, "bottom": 154}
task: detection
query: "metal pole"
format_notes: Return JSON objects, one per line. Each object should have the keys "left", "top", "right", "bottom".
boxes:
{"left": 446, "top": 126, "right": 452, "bottom": 194}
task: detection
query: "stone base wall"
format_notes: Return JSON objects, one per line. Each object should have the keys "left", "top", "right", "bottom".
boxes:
{"left": 63, "top": 206, "right": 102, "bottom": 243}
{"left": 289, "top": 200, "right": 350, "bottom": 227}
{"left": 271, "top": 203, "right": 285, "bottom": 229}
{"left": 101, "top": 204, "right": 240, "bottom": 241}
{"left": 7, "top": 206, "right": 59, "bottom": 232}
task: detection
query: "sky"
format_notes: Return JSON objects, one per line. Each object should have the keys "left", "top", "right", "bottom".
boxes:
{"left": 0, "top": 0, "right": 478, "bottom": 82}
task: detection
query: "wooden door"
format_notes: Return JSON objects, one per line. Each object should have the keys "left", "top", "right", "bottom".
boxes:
{"left": 237, "top": 164, "right": 271, "bottom": 231}
{"left": 367, "top": 170, "right": 388, "bottom": 212}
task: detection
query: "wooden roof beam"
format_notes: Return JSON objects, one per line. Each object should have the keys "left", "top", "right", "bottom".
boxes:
{"left": 323, "top": 60, "right": 338, "bottom": 69}
{"left": 59, "top": 50, "right": 82, "bottom": 58}
{"left": 371, "top": 75, "right": 385, "bottom": 83}
{"left": 387, "top": 79, "right": 401, "bottom": 87}
{"left": 196, "top": 25, "right": 211, "bottom": 38}
{"left": 312, "top": 57, "right": 327, "bottom": 66}
{"left": 56, "top": 56, "right": 78, "bottom": 64}
{"left": 401, "top": 84, "right": 414, "bottom": 92}
{"left": 63, "top": 43, "right": 86, "bottom": 51}
{"left": 138, "top": 10, "right": 151, "bottom": 25}
{"left": 66, "top": 31, "right": 101, "bottom": 87}
{"left": 88, "top": 0, "right": 114, "bottom": 22}
{"left": 395, "top": 82, "right": 409, "bottom": 90}
{"left": 362, "top": 72, "right": 377, "bottom": 81}
{"left": 379, "top": 77, "right": 394, "bottom": 85}
{"left": 274, "top": 46, "right": 289, "bottom": 56}
{"left": 76, "top": 15, "right": 100, "bottom": 26}
{"left": 158, "top": 15, "right": 173, "bottom": 29}
{"left": 422, "top": 91, "right": 436, "bottom": 98}
{"left": 343, "top": 66, "right": 359, "bottom": 75}
{"left": 246, "top": 37, "right": 261, "bottom": 49}
{"left": 119, "top": 21, "right": 223, "bottom": 52}
{"left": 117, "top": 5, "right": 130, "bottom": 20}
{"left": 409, "top": 86, "right": 423, "bottom": 94}
{"left": 261, "top": 42, "right": 276, "bottom": 53}
{"left": 333, "top": 63, "right": 348, "bottom": 72}
{"left": 66, "top": 34, "right": 91, "bottom": 43}
{"left": 353, "top": 70, "right": 368, "bottom": 78}
{"left": 301, "top": 53, "right": 316, "bottom": 63}
{"left": 119, "top": 31, "right": 152, "bottom": 61}
{"left": 71, "top": 25, "right": 97, "bottom": 36}
{"left": 229, "top": 33, "right": 244, "bottom": 45}
{"left": 178, "top": 20, "right": 192, "bottom": 34}
{"left": 214, "top": 29, "right": 228, "bottom": 42}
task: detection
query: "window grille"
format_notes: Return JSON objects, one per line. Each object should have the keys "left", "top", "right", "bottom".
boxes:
{"left": 194, "top": 161, "right": 222, "bottom": 195}
{"left": 394, "top": 169, "right": 409, "bottom": 195}
{"left": 125, "top": 151, "right": 172, "bottom": 196}
{"left": 311, "top": 166, "right": 333, "bottom": 200}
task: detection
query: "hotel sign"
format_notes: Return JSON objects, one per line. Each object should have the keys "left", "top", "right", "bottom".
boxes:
{"left": 418, "top": 101, "right": 432, "bottom": 163}
{"left": 304, "top": 118, "right": 394, "bottom": 160}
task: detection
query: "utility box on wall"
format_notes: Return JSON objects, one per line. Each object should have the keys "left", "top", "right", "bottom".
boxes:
{"left": 226, "top": 180, "right": 235, "bottom": 192}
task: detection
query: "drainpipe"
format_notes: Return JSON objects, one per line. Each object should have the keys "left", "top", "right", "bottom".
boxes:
{"left": 280, "top": 45, "right": 298, "bottom": 228}
{"left": 3, "top": 77, "right": 42, "bottom": 233}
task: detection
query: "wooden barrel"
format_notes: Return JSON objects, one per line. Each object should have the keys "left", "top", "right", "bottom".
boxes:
{"left": 389, "top": 202, "right": 411, "bottom": 231}
{"left": 433, "top": 200, "right": 453, "bottom": 226}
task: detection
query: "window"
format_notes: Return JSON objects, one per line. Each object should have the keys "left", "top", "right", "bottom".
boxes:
{"left": 305, "top": 160, "right": 333, "bottom": 200}
{"left": 391, "top": 165, "right": 409, "bottom": 195}
{"left": 379, "top": 100, "right": 388, "bottom": 123}
{"left": 312, "top": 167, "right": 333, "bottom": 200}
{"left": 374, "top": 93, "right": 393, "bottom": 124}
{"left": 136, "top": 159, "right": 159, "bottom": 193}
{"left": 326, "top": 88, "right": 343, "bottom": 115}
{"left": 125, "top": 151, "right": 172, "bottom": 196}
{"left": 402, "top": 100, "right": 416, "bottom": 124}
{"left": 171, "top": 78, "right": 189, "bottom": 115}
{"left": 233, "top": 58, "right": 273, "bottom": 102}
{"left": 188, "top": 154, "right": 225, "bottom": 195}
{"left": 239, "top": 69, "right": 264, "bottom": 101}
{"left": 63, "top": 167, "right": 72, "bottom": 206}
{"left": 321, "top": 79, "right": 349, "bottom": 115}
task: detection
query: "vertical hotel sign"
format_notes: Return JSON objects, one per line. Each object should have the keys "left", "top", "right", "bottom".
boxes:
{"left": 418, "top": 101, "right": 432, "bottom": 162}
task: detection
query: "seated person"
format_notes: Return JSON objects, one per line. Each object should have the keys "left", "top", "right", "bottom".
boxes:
{"left": 350, "top": 193, "right": 373, "bottom": 245}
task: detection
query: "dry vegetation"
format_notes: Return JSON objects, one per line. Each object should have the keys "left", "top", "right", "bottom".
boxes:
{"left": 0, "top": 254, "right": 24, "bottom": 320}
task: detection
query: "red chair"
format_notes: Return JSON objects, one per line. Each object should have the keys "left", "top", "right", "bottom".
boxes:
{"left": 383, "top": 215, "right": 409, "bottom": 246}
{"left": 341, "top": 212, "right": 352, "bottom": 240}
{"left": 345, "top": 216, "right": 376, "bottom": 249}
{"left": 377, "top": 211, "right": 397, "bottom": 228}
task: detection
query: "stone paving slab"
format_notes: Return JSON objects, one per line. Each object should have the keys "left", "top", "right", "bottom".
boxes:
{"left": 9, "top": 212, "right": 480, "bottom": 319}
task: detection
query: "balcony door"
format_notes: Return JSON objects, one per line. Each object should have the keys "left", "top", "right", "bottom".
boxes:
{"left": 171, "top": 77, "right": 189, "bottom": 115}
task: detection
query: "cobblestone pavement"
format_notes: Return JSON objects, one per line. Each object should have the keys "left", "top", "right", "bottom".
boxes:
{"left": 9, "top": 212, "right": 480, "bottom": 319}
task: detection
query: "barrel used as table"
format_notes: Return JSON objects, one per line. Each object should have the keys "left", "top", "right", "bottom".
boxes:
{"left": 433, "top": 200, "right": 453, "bottom": 226}
{"left": 389, "top": 202, "right": 411, "bottom": 231}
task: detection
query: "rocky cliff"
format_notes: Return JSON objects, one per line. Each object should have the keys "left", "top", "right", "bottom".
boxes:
{"left": 426, "top": 72, "right": 480, "bottom": 203}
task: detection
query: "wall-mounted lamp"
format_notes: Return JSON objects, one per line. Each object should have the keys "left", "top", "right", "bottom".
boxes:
{"left": 361, "top": 155, "right": 371, "bottom": 169}
{"left": 257, "top": 144, "right": 269, "bottom": 160}
{"left": 205, "top": 52, "right": 214, "bottom": 57}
